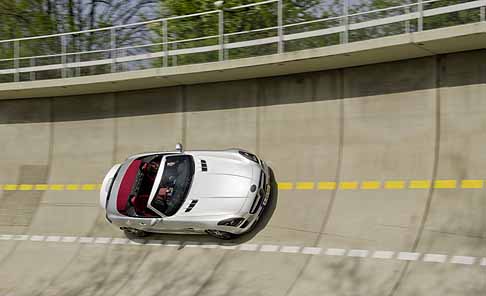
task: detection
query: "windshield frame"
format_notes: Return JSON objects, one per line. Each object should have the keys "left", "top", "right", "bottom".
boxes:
{"left": 146, "top": 154, "right": 194, "bottom": 217}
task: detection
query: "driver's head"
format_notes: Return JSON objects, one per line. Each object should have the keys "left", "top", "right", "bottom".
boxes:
{"left": 148, "top": 162, "right": 158, "bottom": 173}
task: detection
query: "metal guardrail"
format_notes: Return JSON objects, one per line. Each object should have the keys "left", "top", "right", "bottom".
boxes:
{"left": 0, "top": 0, "right": 485, "bottom": 82}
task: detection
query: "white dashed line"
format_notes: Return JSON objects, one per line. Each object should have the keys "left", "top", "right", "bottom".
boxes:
{"left": 79, "top": 237, "right": 94, "bottom": 244}
{"left": 219, "top": 244, "right": 238, "bottom": 250}
{"left": 111, "top": 238, "right": 128, "bottom": 245}
{"left": 480, "top": 258, "right": 486, "bottom": 266}
{"left": 0, "top": 233, "right": 484, "bottom": 268}
{"left": 200, "top": 243, "right": 219, "bottom": 249}
{"left": 372, "top": 251, "right": 394, "bottom": 259}
{"left": 239, "top": 244, "right": 259, "bottom": 251}
{"left": 325, "top": 248, "right": 346, "bottom": 256}
{"left": 94, "top": 237, "right": 112, "bottom": 244}
{"left": 260, "top": 245, "right": 280, "bottom": 252}
{"left": 45, "top": 236, "right": 61, "bottom": 242}
{"left": 423, "top": 253, "right": 447, "bottom": 263}
{"left": 397, "top": 252, "right": 420, "bottom": 261}
{"left": 280, "top": 246, "right": 301, "bottom": 253}
{"left": 61, "top": 236, "right": 78, "bottom": 243}
{"left": 301, "top": 247, "right": 322, "bottom": 255}
{"left": 347, "top": 249, "right": 369, "bottom": 258}
{"left": 450, "top": 256, "right": 475, "bottom": 265}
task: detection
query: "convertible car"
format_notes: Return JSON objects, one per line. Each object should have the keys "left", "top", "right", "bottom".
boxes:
{"left": 99, "top": 144, "right": 271, "bottom": 239}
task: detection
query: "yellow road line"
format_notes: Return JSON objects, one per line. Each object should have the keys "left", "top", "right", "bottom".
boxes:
{"left": 0, "top": 179, "right": 483, "bottom": 192}
{"left": 66, "top": 184, "right": 80, "bottom": 191}
{"left": 296, "top": 182, "right": 314, "bottom": 190}
{"left": 81, "top": 184, "right": 98, "bottom": 191}
{"left": 318, "top": 182, "right": 336, "bottom": 190}
{"left": 3, "top": 184, "right": 18, "bottom": 191}
{"left": 19, "top": 184, "right": 33, "bottom": 191}
{"left": 409, "top": 180, "right": 431, "bottom": 189}
{"left": 434, "top": 180, "right": 457, "bottom": 189}
{"left": 49, "top": 184, "right": 65, "bottom": 191}
{"left": 339, "top": 182, "right": 358, "bottom": 190}
{"left": 34, "top": 184, "right": 49, "bottom": 190}
{"left": 278, "top": 182, "right": 293, "bottom": 190}
{"left": 461, "top": 179, "right": 483, "bottom": 189}
{"left": 361, "top": 181, "right": 381, "bottom": 190}
{"left": 385, "top": 181, "right": 405, "bottom": 190}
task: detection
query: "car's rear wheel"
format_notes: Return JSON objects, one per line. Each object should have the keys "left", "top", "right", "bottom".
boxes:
{"left": 123, "top": 227, "right": 149, "bottom": 238}
{"left": 205, "top": 229, "right": 237, "bottom": 240}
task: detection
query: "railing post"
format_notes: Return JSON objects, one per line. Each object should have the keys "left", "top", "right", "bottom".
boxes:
{"left": 219, "top": 10, "right": 224, "bottom": 61}
{"left": 418, "top": 0, "right": 423, "bottom": 32}
{"left": 30, "top": 57, "right": 35, "bottom": 81}
{"left": 61, "top": 35, "right": 67, "bottom": 78}
{"left": 277, "top": 0, "right": 283, "bottom": 53}
{"left": 405, "top": 5, "right": 411, "bottom": 33}
{"left": 13, "top": 40, "right": 19, "bottom": 82}
{"left": 341, "top": 0, "right": 349, "bottom": 44}
{"left": 110, "top": 28, "right": 116, "bottom": 73}
{"left": 163, "top": 19, "right": 168, "bottom": 67}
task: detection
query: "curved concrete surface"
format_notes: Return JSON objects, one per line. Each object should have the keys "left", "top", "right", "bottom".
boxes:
{"left": 0, "top": 49, "right": 485, "bottom": 296}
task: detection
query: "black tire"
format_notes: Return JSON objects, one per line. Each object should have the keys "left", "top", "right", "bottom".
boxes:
{"left": 123, "top": 228, "right": 149, "bottom": 238}
{"left": 205, "top": 229, "right": 237, "bottom": 240}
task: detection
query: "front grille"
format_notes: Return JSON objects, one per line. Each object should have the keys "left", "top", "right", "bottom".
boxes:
{"left": 201, "top": 160, "right": 207, "bottom": 172}
{"left": 185, "top": 200, "right": 198, "bottom": 212}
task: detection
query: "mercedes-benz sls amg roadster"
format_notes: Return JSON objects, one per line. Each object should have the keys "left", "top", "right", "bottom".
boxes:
{"left": 100, "top": 144, "right": 271, "bottom": 239}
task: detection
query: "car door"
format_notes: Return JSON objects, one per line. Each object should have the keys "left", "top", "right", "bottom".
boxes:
{"left": 146, "top": 154, "right": 197, "bottom": 233}
{"left": 123, "top": 216, "right": 163, "bottom": 232}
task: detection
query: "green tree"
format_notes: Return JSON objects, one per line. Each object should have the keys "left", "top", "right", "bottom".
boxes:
{"left": 0, "top": 0, "right": 158, "bottom": 81}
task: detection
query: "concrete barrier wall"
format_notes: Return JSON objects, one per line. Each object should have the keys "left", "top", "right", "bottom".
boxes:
{"left": 0, "top": 49, "right": 485, "bottom": 296}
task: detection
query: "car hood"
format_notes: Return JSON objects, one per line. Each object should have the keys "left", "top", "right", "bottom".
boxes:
{"left": 190, "top": 173, "right": 252, "bottom": 199}
{"left": 181, "top": 156, "right": 255, "bottom": 216}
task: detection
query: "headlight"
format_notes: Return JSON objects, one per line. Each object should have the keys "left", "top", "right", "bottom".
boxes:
{"left": 217, "top": 218, "right": 245, "bottom": 227}
{"left": 238, "top": 150, "right": 259, "bottom": 163}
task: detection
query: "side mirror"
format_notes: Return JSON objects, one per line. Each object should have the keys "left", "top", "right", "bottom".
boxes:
{"left": 175, "top": 143, "right": 184, "bottom": 153}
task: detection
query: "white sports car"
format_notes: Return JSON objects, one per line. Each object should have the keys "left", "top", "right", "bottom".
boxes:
{"left": 99, "top": 144, "right": 271, "bottom": 239}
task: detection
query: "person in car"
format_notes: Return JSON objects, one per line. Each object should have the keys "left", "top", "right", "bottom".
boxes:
{"left": 142, "top": 161, "right": 159, "bottom": 182}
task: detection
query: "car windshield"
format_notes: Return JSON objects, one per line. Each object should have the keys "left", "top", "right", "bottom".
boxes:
{"left": 149, "top": 155, "right": 194, "bottom": 216}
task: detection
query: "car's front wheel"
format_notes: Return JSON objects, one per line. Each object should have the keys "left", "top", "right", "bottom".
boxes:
{"left": 205, "top": 229, "right": 237, "bottom": 240}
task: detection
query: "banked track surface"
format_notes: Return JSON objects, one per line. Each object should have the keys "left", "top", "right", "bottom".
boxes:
{"left": 0, "top": 49, "right": 485, "bottom": 296}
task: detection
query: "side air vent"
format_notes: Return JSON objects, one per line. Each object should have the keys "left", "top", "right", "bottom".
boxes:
{"left": 201, "top": 160, "right": 208, "bottom": 172}
{"left": 185, "top": 200, "right": 198, "bottom": 212}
